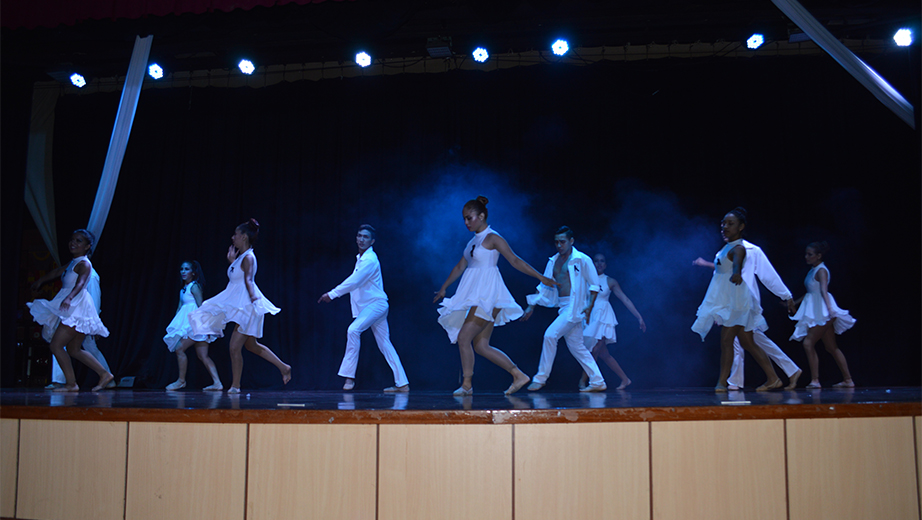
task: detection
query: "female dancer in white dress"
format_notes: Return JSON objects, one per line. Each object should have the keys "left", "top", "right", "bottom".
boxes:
{"left": 434, "top": 196, "right": 557, "bottom": 396}
{"left": 691, "top": 208, "right": 781, "bottom": 391}
{"left": 164, "top": 260, "right": 223, "bottom": 391}
{"left": 789, "top": 241, "right": 855, "bottom": 388}
{"left": 579, "top": 253, "right": 646, "bottom": 390}
{"left": 189, "top": 219, "right": 291, "bottom": 393}
{"left": 28, "top": 229, "right": 114, "bottom": 392}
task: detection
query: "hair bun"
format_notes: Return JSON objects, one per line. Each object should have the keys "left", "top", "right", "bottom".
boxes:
{"left": 476, "top": 195, "right": 489, "bottom": 206}
{"left": 249, "top": 218, "right": 260, "bottom": 230}
{"left": 731, "top": 206, "right": 747, "bottom": 219}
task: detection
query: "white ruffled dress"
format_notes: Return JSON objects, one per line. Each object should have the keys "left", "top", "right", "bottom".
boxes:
{"left": 691, "top": 239, "right": 767, "bottom": 340}
{"left": 189, "top": 249, "right": 280, "bottom": 338}
{"left": 583, "top": 274, "right": 619, "bottom": 344}
{"left": 163, "top": 282, "right": 217, "bottom": 352}
{"left": 789, "top": 263, "right": 855, "bottom": 340}
{"left": 28, "top": 256, "right": 110, "bottom": 342}
{"left": 437, "top": 226, "right": 524, "bottom": 343}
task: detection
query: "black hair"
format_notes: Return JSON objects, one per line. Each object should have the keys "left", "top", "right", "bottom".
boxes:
{"left": 728, "top": 207, "right": 747, "bottom": 224}
{"left": 807, "top": 241, "right": 830, "bottom": 257}
{"left": 358, "top": 224, "right": 376, "bottom": 239}
{"left": 555, "top": 226, "right": 574, "bottom": 239}
{"left": 180, "top": 260, "right": 206, "bottom": 290}
{"left": 463, "top": 195, "right": 489, "bottom": 220}
{"left": 237, "top": 218, "right": 260, "bottom": 246}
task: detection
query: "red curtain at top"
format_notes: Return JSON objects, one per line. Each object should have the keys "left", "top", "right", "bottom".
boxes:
{"left": 1, "top": 0, "right": 350, "bottom": 30}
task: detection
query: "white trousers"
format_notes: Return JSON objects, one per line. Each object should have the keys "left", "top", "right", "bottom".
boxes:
{"left": 532, "top": 300, "right": 605, "bottom": 386}
{"left": 728, "top": 329, "right": 800, "bottom": 387}
{"left": 337, "top": 300, "right": 409, "bottom": 387}
{"left": 52, "top": 335, "right": 111, "bottom": 384}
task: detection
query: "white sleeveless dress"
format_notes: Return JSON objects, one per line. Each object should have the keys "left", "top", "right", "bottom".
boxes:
{"left": 163, "top": 282, "right": 217, "bottom": 352}
{"left": 789, "top": 262, "right": 855, "bottom": 340}
{"left": 28, "top": 256, "right": 110, "bottom": 342}
{"left": 691, "top": 239, "right": 766, "bottom": 340}
{"left": 437, "top": 226, "right": 524, "bottom": 343}
{"left": 584, "top": 274, "right": 619, "bottom": 344}
{"left": 189, "top": 249, "right": 280, "bottom": 338}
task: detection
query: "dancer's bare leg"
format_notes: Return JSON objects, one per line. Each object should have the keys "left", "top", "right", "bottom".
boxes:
{"left": 228, "top": 330, "right": 247, "bottom": 392}
{"left": 63, "top": 333, "right": 114, "bottom": 391}
{"left": 596, "top": 345, "right": 630, "bottom": 389}
{"left": 716, "top": 326, "right": 737, "bottom": 390}
{"left": 455, "top": 307, "right": 489, "bottom": 392}
{"left": 170, "top": 338, "right": 195, "bottom": 389}
{"left": 48, "top": 325, "right": 80, "bottom": 392}
{"left": 821, "top": 322, "right": 853, "bottom": 386}
{"left": 195, "top": 341, "right": 223, "bottom": 390}
{"left": 738, "top": 331, "right": 781, "bottom": 391}
{"left": 802, "top": 326, "right": 824, "bottom": 387}
{"left": 243, "top": 335, "right": 291, "bottom": 384}
{"left": 470, "top": 310, "right": 529, "bottom": 394}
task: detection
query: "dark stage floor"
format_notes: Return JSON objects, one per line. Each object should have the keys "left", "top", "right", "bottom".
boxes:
{"left": 1, "top": 386, "right": 918, "bottom": 413}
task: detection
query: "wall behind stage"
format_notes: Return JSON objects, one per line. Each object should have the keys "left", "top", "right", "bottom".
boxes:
{"left": 20, "top": 51, "right": 921, "bottom": 391}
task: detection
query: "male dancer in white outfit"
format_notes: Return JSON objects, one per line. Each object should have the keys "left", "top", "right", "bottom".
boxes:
{"left": 523, "top": 226, "right": 607, "bottom": 392}
{"left": 48, "top": 269, "right": 115, "bottom": 388}
{"left": 319, "top": 225, "right": 409, "bottom": 392}
{"left": 694, "top": 240, "right": 802, "bottom": 390}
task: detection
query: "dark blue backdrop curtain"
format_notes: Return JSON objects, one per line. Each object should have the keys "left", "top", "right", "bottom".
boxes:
{"left": 22, "top": 53, "right": 922, "bottom": 391}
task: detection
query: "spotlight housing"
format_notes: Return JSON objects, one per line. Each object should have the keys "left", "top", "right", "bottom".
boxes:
{"left": 427, "top": 36, "right": 453, "bottom": 58}
{"left": 148, "top": 63, "right": 164, "bottom": 79}
{"left": 747, "top": 34, "right": 765, "bottom": 49}
{"left": 472, "top": 47, "right": 489, "bottom": 63}
{"left": 551, "top": 39, "right": 569, "bottom": 56}
{"left": 356, "top": 51, "right": 372, "bottom": 68}
{"left": 238, "top": 59, "right": 255, "bottom": 75}
{"left": 70, "top": 73, "right": 86, "bottom": 88}
{"left": 894, "top": 28, "right": 913, "bottom": 47}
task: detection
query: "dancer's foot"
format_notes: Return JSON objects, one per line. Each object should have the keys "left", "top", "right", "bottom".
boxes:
{"left": 756, "top": 379, "right": 783, "bottom": 392}
{"left": 784, "top": 369, "right": 803, "bottom": 390}
{"left": 806, "top": 380, "right": 821, "bottom": 389}
{"left": 53, "top": 384, "right": 79, "bottom": 392}
{"left": 343, "top": 378, "right": 355, "bottom": 391}
{"left": 452, "top": 385, "right": 473, "bottom": 396}
{"left": 526, "top": 382, "right": 545, "bottom": 391}
{"left": 45, "top": 382, "right": 63, "bottom": 389}
{"left": 580, "top": 382, "right": 607, "bottom": 393}
{"left": 728, "top": 384, "right": 741, "bottom": 391}
{"left": 505, "top": 373, "right": 531, "bottom": 395}
{"left": 166, "top": 379, "right": 186, "bottom": 391}
{"left": 281, "top": 364, "right": 292, "bottom": 384}
{"left": 577, "top": 374, "right": 589, "bottom": 390}
{"left": 203, "top": 382, "right": 224, "bottom": 392}
{"left": 617, "top": 378, "right": 632, "bottom": 390}
{"left": 714, "top": 384, "right": 728, "bottom": 392}
{"left": 92, "top": 373, "right": 115, "bottom": 392}
{"left": 832, "top": 379, "right": 855, "bottom": 388}
{"left": 227, "top": 386, "right": 241, "bottom": 394}
{"left": 384, "top": 384, "right": 409, "bottom": 393}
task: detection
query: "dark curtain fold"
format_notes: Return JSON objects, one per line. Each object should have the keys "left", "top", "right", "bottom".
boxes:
{"left": 36, "top": 54, "right": 921, "bottom": 391}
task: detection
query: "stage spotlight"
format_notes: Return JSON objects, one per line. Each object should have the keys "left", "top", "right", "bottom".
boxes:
{"left": 472, "top": 47, "right": 489, "bottom": 63}
{"left": 551, "top": 39, "right": 569, "bottom": 56}
{"left": 356, "top": 51, "right": 372, "bottom": 68}
{"left": 894, "top": 28, "right": 913, "bottom": 47}
{"left": 747, "top": 34, "right": 765, "bottom": 49}
{"left": 148, "top": 63, "right": 164, "bottom": 79}
{"left": 69, "top": 73, "right": 86, "bottom": 88}
{"left": 238, "top": 59, "right": 255, "bottom": 75}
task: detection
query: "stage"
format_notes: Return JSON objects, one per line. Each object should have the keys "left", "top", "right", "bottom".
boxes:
{"left": 0, "top": 386, "right": 919, "bottom": 423}
{"left": 1, "top": 386, "right": 919, "bottom": 520}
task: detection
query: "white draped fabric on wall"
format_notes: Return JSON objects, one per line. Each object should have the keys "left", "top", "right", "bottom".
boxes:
{"left": 24, "top": 35, "right": 153, "bottom": 384}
